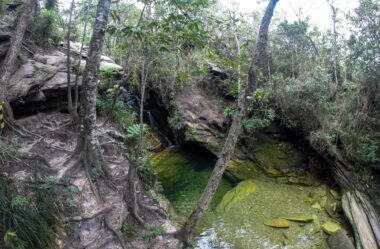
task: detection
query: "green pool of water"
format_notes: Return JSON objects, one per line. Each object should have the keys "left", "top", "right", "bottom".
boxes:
{"left": 150, "top": 148, "right": 334, "bottom": 249}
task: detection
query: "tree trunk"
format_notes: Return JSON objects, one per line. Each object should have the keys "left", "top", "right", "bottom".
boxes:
{"left": 342, "top": 191, "right": 380, "bottom": 249}
{"left": 175, "top": 0, "right": 279, "bottom": 244}
{"left": 0, "top": 0, "right": 36, "bottom": 130}
{"left": 329, "top": 153, "right": 380, "bottom": 249}
{"left": 67, "top": 0, "right": 75, "bottom": 115}
{"left": 76, "top": 0, "right": 111, "bottom": 161}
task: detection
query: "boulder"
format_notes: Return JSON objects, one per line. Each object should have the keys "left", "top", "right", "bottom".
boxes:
{"left": 6, "top": 46, "right": 122, "bottom": 112}
{"left": 327, "top": 231, "right": 355, "bottom": 249}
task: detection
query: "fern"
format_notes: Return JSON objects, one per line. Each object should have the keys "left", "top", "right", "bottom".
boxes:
{"left": 127, "top": 124, "right": 147, "bottom": 139}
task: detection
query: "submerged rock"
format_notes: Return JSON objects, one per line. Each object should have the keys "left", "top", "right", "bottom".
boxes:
{"left": 225, "top": 159, "right": 259, "bottom": 181}
{"left": 282, "top": 215, "right": 314, "bottom": 222}
{"left": 216, "top": 180, "right": 257, "bottom": 211}
{"left": 264, "top": 218, "right": 290, "bottom": 228}
{"left": 327, "top": 231, "right": 355, "bottom": 249}
{"left": 322, "top": 221, "right": 342, "bottom": 234}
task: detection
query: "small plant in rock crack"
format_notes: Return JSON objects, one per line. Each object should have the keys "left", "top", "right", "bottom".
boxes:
{"left": 121, "top": 220, "right": 136, "bottom": 237}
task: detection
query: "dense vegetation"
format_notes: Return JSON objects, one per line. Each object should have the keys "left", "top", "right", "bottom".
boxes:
{"left": 0, "top": 0, "right": 379, "bottom": 247}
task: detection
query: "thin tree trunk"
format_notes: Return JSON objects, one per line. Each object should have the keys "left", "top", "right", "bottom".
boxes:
{"left": 234, "top": 33, "right": 241, "bottom": 95}
{"left": 176, "top": 0, "right": 279, "bottom": 244}
{"left": 327, "top": 0, "right": 340, "bottom": 92}
{"left": 67, "top": 0, "right": 75, "bottom": 115}
{"left": 74, "top": 0, "right": 92, "bottom": 119}
{"left": 291, "top": 50, "right": 295, "bottom": 78}
{"left": 0, "top": 0, "right": 36, "bottom": 129}
{"left": 138, "top": 57, "right": 146, "bottom": 157}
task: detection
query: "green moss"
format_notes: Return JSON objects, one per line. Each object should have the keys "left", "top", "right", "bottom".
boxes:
{"left": 149, "top": 148, "right": 233, "bottom": 219}
{"left": 149, "top": 148, "right": 190, "bottom": 188}
{"left": 150, "top": 145, "right": 341, "bottom": 249}
{"left": 248, "top": 134, "right": 306, "bottom": 177}
{"left": 225, "top": 159, "right": 259, "bottom": 181}
{"left": 216, "top": 180, "right": 257, "bottom": 212}
{"left": 205, "top": 141, "right": 222, "bottom": 155}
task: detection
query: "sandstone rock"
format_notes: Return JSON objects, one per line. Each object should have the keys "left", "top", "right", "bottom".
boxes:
{"left": 175, "top": 84, "right": 228, "bottom": 155}
{"left": 322, "top": 221, "right": 342, "bottom": 234}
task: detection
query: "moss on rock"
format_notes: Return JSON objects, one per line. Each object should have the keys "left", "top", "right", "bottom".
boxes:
{"left": 216, "top": 180, "right": 257, "bottom": 212}
{"left": 322, "top": 221, "right": 342, "bottom": 235}
{"left": 247, "top": 134, "right": 306, "bottom": 177}
{"left": 264, "top": 218, "right": 290, "bottom": 228}
{"left": 225, "top": 159, "right": 259, "bottom": 181}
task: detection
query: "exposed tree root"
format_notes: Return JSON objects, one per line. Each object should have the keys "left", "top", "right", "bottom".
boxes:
{"left": 19, "top": 152, "right": 58, "bottom": 174}
{"left": 103, "top": 213, "right": 127, "bottom": 249}
{"left": 4, "top": 118, "right": 34, "bottom": 138}
{"left": 138, "top": 199, "right": 167, "bottom": 218}
{"left": 133, "top": 182, "right": 148, "bottom": 227}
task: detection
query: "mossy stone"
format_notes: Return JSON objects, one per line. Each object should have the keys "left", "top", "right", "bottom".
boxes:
{"left": 225, "top": 159, "right": 259, "bottom": 181}
{"left": 247, "top": 134, "right": 306, "bottom": 177}
{"left": 264, "top": 218, "right": 290, "bottom": 228}
{"left": 288, "top": 175, "right": 317, "bottom": 186}
{"left": 322, "top": 221, "right": 342, "bottom": 235}
{"left": 216, "top": 180, "right": 257, "bottom": 212}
